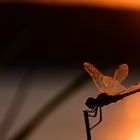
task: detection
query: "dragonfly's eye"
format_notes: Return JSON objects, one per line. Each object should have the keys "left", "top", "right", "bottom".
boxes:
{"left": 85, "top": 97, "right": 96, "bottom": 109}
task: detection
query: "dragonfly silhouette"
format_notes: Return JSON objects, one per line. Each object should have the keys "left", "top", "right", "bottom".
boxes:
{"left": 84, "top": 62, "right": 140, "bottom": 129}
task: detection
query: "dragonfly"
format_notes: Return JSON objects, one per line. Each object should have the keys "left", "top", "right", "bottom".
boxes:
{"left": 84, "top": 62, "right": 140, "bottom": 129}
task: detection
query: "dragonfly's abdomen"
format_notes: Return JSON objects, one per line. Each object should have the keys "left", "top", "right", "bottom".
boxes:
{"left": 96, "top": 92, "right": 134, "bottom": 107}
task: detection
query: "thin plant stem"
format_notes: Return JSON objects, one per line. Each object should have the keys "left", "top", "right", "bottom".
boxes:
{"left": 0, "top": 69, "right": 33, "bottom": 140}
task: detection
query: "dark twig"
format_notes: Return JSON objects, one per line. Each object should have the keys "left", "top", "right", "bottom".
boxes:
{"left": 83, "top": 110, "right": 92, "bottom": 140}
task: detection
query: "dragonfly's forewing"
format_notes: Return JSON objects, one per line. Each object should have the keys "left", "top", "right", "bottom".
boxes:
{"left": 103, "top": 76, "right": 113, "bottom": 87}
{"left": 84, "top": 62, "right": 106, "bottom": 93}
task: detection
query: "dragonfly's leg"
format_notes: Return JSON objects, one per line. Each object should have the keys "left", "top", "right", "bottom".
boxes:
{"left": 86, "top": 108, "right": 94, "bottom": 113}
{"left": 93, "top": 107, "right": 98, "bottom": 117}
{"left": 90, "top": 107, "right": 102, "bottom": 130}
{"left": 88, "top": 107, "right": 98, "bottom": 117}
{"left": 91, "top": 107, "right": 96, "bottom": 113}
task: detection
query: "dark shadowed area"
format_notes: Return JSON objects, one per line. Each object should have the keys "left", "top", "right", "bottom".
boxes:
{"left": 0, "top": 3, "right": 140, "bottom": 68}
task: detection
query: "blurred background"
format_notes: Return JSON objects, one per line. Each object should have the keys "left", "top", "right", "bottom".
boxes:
{"left": 0, "top": 0, "right": 140, "bottom": 140}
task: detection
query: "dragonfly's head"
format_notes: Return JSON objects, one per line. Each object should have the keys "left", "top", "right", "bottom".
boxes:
{"left": 85, "top": 97, "right": 96, "bottom": 109}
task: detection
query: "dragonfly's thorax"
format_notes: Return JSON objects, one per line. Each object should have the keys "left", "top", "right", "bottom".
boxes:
{"left": 95, "top": 93, "right": 113, "bottom": 107}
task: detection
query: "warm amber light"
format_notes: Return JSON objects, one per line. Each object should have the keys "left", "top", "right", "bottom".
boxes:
{"left": 128, "top": 130, "right": 140, "bottom": 140}
{"left": 1, "top": 0, "right": 140, "bottom": 10}
{"left": 125, "top": 94, "right": 140, "bottom": 140}
{"left": 46, "top": 0, "right": 140, "bottom": 10}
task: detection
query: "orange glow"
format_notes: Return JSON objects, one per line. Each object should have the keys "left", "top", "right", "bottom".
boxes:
{"left": 128, "top": 129, "right": 140, "bottom": 140}
{"left": 1, "top": 0, "right": 140, "bottom": 10}
{"left": 125, "top": 93, "right": 140, "bottom": 140}
{"left": 47, "top": 0, "right": 140, "bottom": 10}
{"left": 129, "top": 135, "right": 140, "bottom": 140}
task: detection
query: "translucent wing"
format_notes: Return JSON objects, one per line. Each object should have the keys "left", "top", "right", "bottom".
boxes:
{"left": 123, "top": 83, "right": 140, "bottom": 94}
{"left": 103, "top": 76, "right": 126, "bottom": 95}
{"left": 103, "top": 76, "right": 113, "bottom": 87}
{"left": 113, "top": 64, "right": 128, "bottom": 83}
{"left": 84, "top": 62, "right": 128, "bottom": 95}
{"left": 103, "top": 64, "right": 128, "bottom": 95}
{"left": 84, "top": 62, "right": 106, "bottom": 93}
{"left": 107, "top": 81, "right": 127, "bottom": 95}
